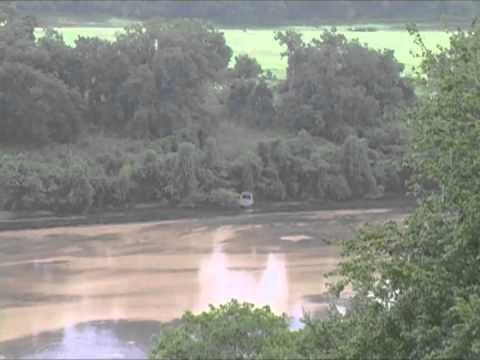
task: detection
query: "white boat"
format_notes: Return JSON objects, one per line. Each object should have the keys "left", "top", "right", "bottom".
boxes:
{"left": 239, "top": 192, "right": 254, "bottom": 208}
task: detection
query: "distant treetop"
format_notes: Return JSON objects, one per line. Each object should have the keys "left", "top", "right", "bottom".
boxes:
{"left": 13, "top": 0, "right": 480, "bottom": 27}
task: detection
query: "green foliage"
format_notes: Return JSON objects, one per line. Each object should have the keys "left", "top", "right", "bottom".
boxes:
{"left": 0, "top": 153, "right": 94, "bottom": 213}
{"left": 173, "top": 142, "right": 198, "bottom": 201}
{"left": 0, "top": 62, "right": 84, "bottom": 144}
{"left": 2, "top": 10, "right": 233, "bottom": 141}
{"left": 226, "top": 78, "right": 276, "bottom": 129}
{"left": 324, "top": 174, "right": 352, "bottom": 201}
{"left": 15, "top": 1, "right": 480, "bottom": 27}
{"left": 110, "top": 161, "right": 135, "bottom": 207}
{"left": 323, "top": 22, "right": 480, "bottom": 359}
{"left": 230, "top": 151, "right": 262, "bottom": 193}
{"left": 0, "top": 154, "right": 46, "bottom": 210}
{"left": 207, "top": 188, "right": 239, "bottom": 209}
{"left": 46, "top": 159, "right": 95, "bottom": 214}
{"left": 342, "top": 135, "right": 378, "bottom": 197}
{"left": 204, "top": 136, "right": 220, "bottom": 169}
{"left": 442, "top": 295, "right": 480, "bottom": 358}
{"left": 0, "top": 9, "right": 85, "bottom": 145}
{"left": 232, "top": 54, "right": 263, "bottom": 79}
{"left": 150, "top": 300, "right": 301, "bottom": 360}
{"left": 131, "top": 149, "right": 170, "bottom": 202}
{"left": 275, "top": 28, "right": 414, "bottom": 142}
{"left": 0, "top": 10, "right": 413, "bottom": 214}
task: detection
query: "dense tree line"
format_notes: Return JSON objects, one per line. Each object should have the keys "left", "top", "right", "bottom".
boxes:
{"left": 150, "top": 21, "right": 480, "bottom": 360}
{"left": 13, "top": 1, "right": 480, "bottom": 26}
{"left": 0, "top": 6, "right": 413, "bottom": 214}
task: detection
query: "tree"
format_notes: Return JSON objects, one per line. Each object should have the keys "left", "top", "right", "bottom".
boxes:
{"left": 114, "top": 18, "right": 232, "bottom": 137}
{"left": 13, "top": 1, "right": 480, "bottom": 26}
{"left": 0, "top": 3, "right": 36, "bottom": 62}
{"left": 230, "top": 151, "right": 262, "bottom": 193}
{"left": 150, "top": 300, "right": 301, "bottom": 360}
{"left": 226, "top": 78, "right": 276, "bottom": 129}
{"left": 275, "top": 29, "right": 414, "bottom": 142}
{"left": 232, "top": 54, "right": 263, "bottom": 79}
{"left": 173, "top": 142, "right": 198, "bottom": 200}
{"left": 342, "top": 135, "right": 378, "bottom": 197}
{"left": 0, "top": 154, "right": 45, "bottom": 210}
{"left": 0, "top": 62, "right": 84, "bottom": 144}
{"left": 324, "top": 22, "right": 480, "bottom": 359}
{"left": 204, "top": 136, "right": 220, "bottom": 169}
{"left": 46, "top": 158, "right": 95, "bottom": 214}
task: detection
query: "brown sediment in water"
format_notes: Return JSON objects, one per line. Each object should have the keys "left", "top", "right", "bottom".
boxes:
{"left": 0, "top": 206, "right": 409, "bottom": 344}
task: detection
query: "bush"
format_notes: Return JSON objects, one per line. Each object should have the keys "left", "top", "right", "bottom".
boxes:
{"left": 204, "top": 136, "right": 220, "bottom": 169}
{"left": 227, "top": 79, "right": 275, "bottom": 129}
{"left": 110, "top": 162, "right": 136, "bottom": 207}
{"left": 47, "top": 164, "right": 95, "bottom": 214}
{"left": 0, "top": 62, "right": 84, "bottom": 145}
{"left": 131, "top": 149, "right": 171, "bottom": 202}
{"left": 274, "top": 29, "right": 414, "bottom": 142}
{"left": 179, "top": 191, "right": 208, "bottom": 208}
{"left": 343, "top": 135, "right": 377, "bottom": 197}
{"left": 232, "top": 54, "right": 263, "bottom": 79}
{"left": 324, "top": 174, "right": 352, "bottom": 201}
{"left": 207, "top": 188, "right": 240, "bottom": 208}
{"left": 150, "top": 300, "right": 300, "bottom": 360}
{"left": 173, "top": 143, "right": 198, "bottom": 201}
{"left": 257, "top": 167, "right": 287, "bottom": 201}
{"left": 0, "top": 154, "right": 47, "bottom": 211}
{"left": 230, "top": 151, "right": 262, "bottom": 193}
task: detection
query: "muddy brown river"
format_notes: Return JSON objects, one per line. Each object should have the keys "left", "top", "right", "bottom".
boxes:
{"left": 0, "top": 204, "right": 410, "bottom": 358}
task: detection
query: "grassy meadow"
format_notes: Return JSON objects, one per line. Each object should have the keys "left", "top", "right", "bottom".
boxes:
{"left": 34, "top": 25, "right": 450, "bottom": 78}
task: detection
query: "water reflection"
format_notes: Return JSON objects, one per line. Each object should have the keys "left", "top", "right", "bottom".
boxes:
{"left": 0, "top": 206, "right": 388, "bottom": 356}
{"left": 1, "top": 320, "right": 159, "bottom": 359}
{"left": 195, "top": 243, "right": 304, "bottom": 325}
{"left": 34, "top": 324, "right": 138, "bottom": 359}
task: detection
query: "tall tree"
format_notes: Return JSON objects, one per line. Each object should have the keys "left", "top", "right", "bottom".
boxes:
{"left": 324, "top": 22, "right": 480, "bottom": 359}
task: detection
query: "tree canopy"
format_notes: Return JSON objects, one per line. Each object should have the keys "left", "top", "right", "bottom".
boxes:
{"left": 13, "top": 1, "right": 480, "bottom": 26}
{"left": 1, "top": 8, "right": 413, "bottom": 213}
{"left": 150, "top": 300, "right": 300, "bottom": 360}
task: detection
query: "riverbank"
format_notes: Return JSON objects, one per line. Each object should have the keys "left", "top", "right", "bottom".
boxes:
{"left": 0, "top": 195, "right": 415, "bottom": 231}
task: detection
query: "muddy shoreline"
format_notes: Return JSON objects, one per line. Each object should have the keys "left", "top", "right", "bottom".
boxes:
{"left": 0, "top": 195, "right": 415, "bottom": 232}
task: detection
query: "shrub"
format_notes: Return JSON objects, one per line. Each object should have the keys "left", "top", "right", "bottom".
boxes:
{"left": 0, "top": 154, "right": 47, "bottom": 211}
{"left": 232, "top": 54, "right": 263, "bottom": 79}
{"left": 227, "top": 79, "right": 275, "bottom": 129}
{"left": 324, "top": 174, "right": 352, "bottom": 201}
{"left": 257, "top": 166, "right": 287, "bottom": 201}
{"left": 179, "top": 191, "right": 208, "bottom": 209}
{"left": 0, "top": 62, "right": 84, "bottom": 145}
{"left": 230, "top": 151, "right": 262, "bottom": 193}
{"left": 204, "top": 136, "right": 220, "bottom": 169}
{"left": 150, "top": 300, "right": 300, "bottom": 360}
{"left": 343, "top": 135, "right": 377, "bottom": 197}
{"left": 131, "top": 149, "right": 170, "bottom": 202}
{"left": 48, "top": 164, "right": 94, "bottom": 214}
{"left": 110, "top": 162, "right": 136, "bottom": 207}
{"left": 207, "top": 188, "right": 240, "bottom": 208}
{"left": 89, "top": 172, "right": 110, "bottom": 209}
{"left": 173, "top": 143, "right": 198, "bottom": 201}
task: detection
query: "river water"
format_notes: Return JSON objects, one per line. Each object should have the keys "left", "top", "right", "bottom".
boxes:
{"left": 0, "top": 205, "right": 409, "bottom": 358}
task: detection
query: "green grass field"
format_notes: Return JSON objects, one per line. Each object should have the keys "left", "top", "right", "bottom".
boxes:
{"left": 34, "top": 25, "right": 450, "bottom": 78}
